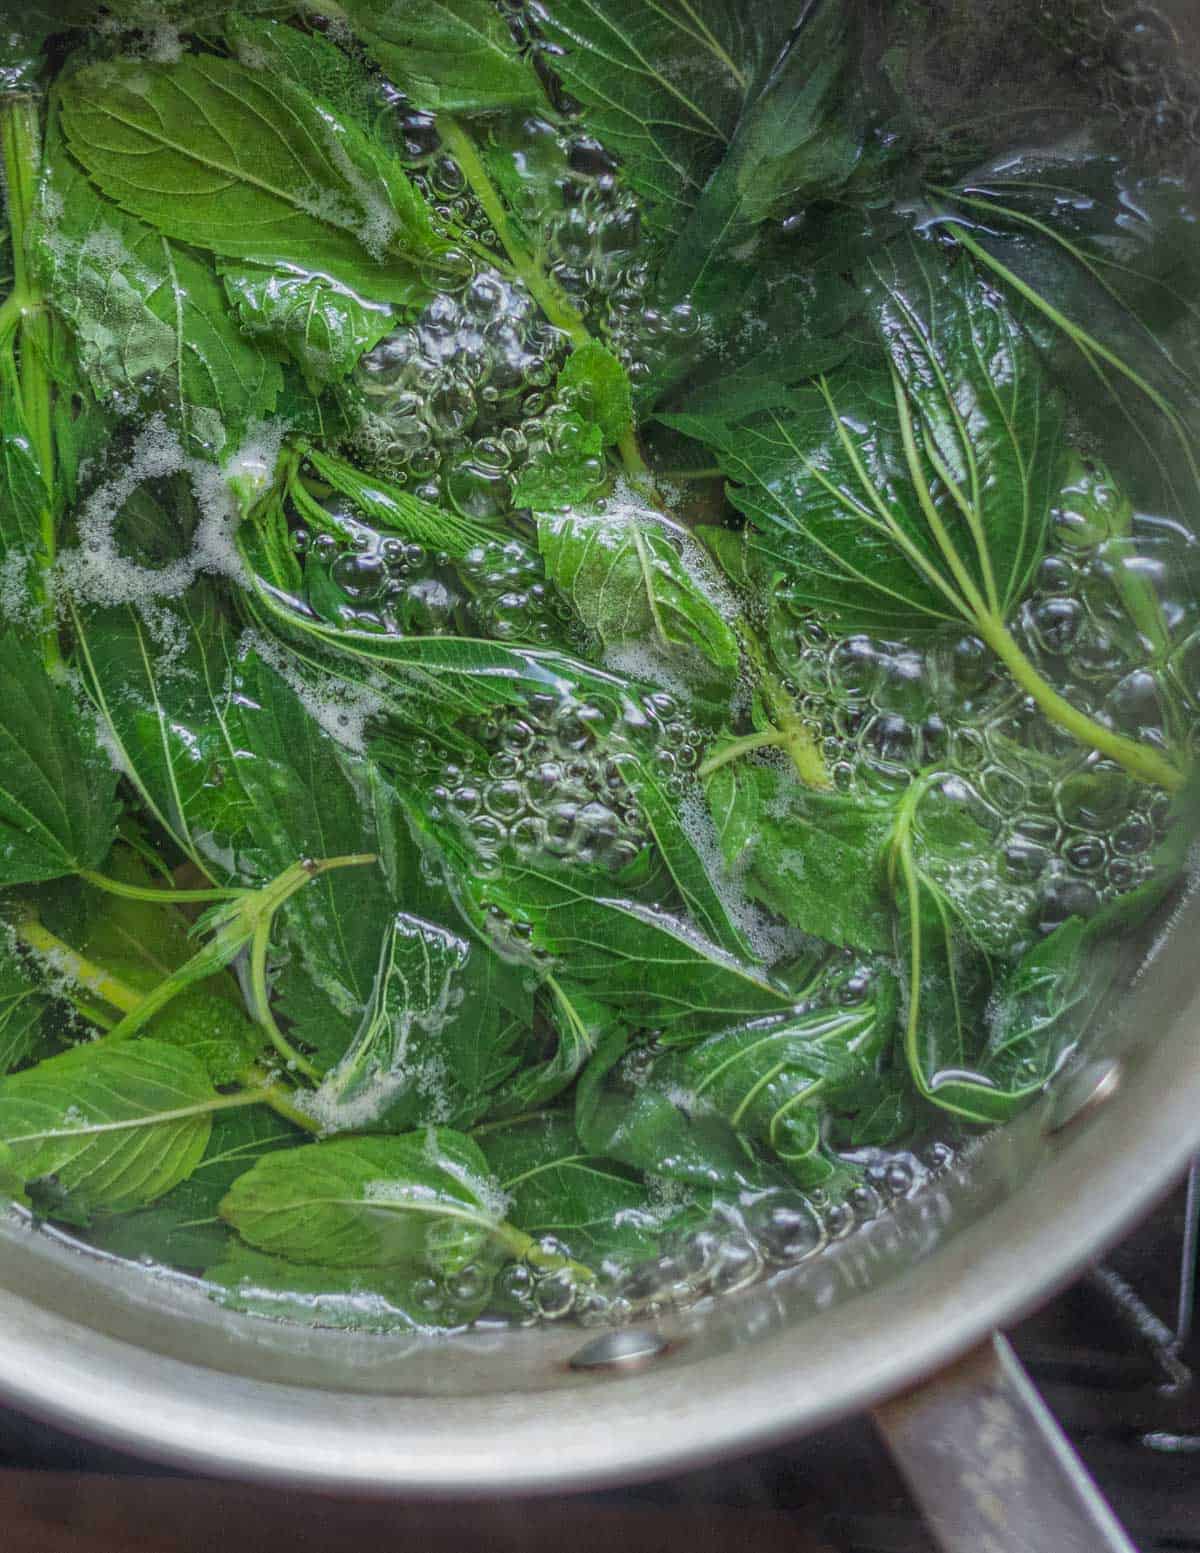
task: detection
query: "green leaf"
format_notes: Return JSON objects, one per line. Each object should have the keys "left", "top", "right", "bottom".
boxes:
{"left": 220, "top": 1129, "right": 508, "bottom": 1274}
{"left": 936, "top": 149, "right": 1200, "bottom": 513}
{"left": 489, "top": 978, "right": 608, "bottom": 1115}
{"left": 537, "top": 0, "right": 795, "bottom": 239}
{"left": 510, "top": 412, "right": 607, "bottom": 511}
{"left": 311, "top": 910, "right": 529, "bottom": 1130}
{"left": 57, "top": 55, "right": 448, "bottom": 306}
{"left": 661, "top": 0, "right": 866, "bottom": 297}
{"left": 39, "top": 113, "right": 284, "bottom": 458}
{"left": 665, "top": 242, "right": 1067, "bottom": 636}
{"left": 0, "top": 937, "right": 47, "bottom": 1076}
{"left": 0, "top": 1039, "right": 220, "bottom": 1216}
{"left": 892, "top": 828, "right": 993, "bottom": 1124}
{"left": 677, "top": 985, "right": 897, "bottom": 1184}
{"left": 222, "top": 265, "right": 394, "bottom": 391}
{"left": 538, "top": 502, "right": 739, "bottom": 672}
{"left": 203, "top": 1242, "right": 456, "bottom": 1330}
{"left": 466, "top": 856, "right": 792, "bottom": 1029}
{"left": 975, "top": 918, "right": 1118, "bottom": 1118}
{"left": 706, "top": 761, "right": 893, "bottom": 952}
{"left": 481, "top": 1111, "right": 699, "bottom": 1264}
{"left": 70, "top": 592, "right": 255, "bottom": 876}
{"left": 557, "top": 342, "right": 633, "bottom": 445}
{"left": 225, "top": 652, "right": 394, "bottom": 1017}
{"left": 340, "top": 0, "right": 542, "bottom": 113}
{"left": 0, "top": 630, "right": 119, "bottom": 885}
{"left": 146, "top": 991, "right": 264, "bottom": 1086}
{"left": 224, "top": 14, "right": 372, "bottom": 118}
{"left": 87, "top": 1104, "right": 303, "bottom": 1267}
{"left": 574, "top": 1028, "right": 773, "bottom": 1194}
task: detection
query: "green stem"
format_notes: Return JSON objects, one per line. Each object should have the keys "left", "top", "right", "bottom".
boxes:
{"left": 101, "top": 854, "right": 377, "bottom": 1044}
{"left": 437, "top": 114, "right": 659, "bottom": 493}
{"left": 1, "top": 93, "right": 59, "bottom": 675}
{"left": 438, "top": 115, "right": 590, "bottom": 348}
{"left": 248, "top": 914, "right": 322, "bottom": 1082}
{"left": 494, "top": 1221, "right": 596, "bottom": 1286}
{"left": 471, "top": 1108, "right": 559, "bottom": 1139}
{"left": 79, "top": 870, "right": 245, "bottom": 906}
{"left": 698, "top": 729, "right": 790, "bottom": 779}
{"left": 14, "top": 918, "right": 144, "bottom": 1015}
{"left": 15, "top": 924, "right": 322, "bottom": 1135}
{"left": 237, "top": 1066, "right": 323, "bottom": 1135}
{"left": 976, "top": 611, "right": 1186, "bottom": 791}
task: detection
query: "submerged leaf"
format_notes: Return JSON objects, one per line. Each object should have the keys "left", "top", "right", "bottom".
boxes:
{"left": 0, "top": 631, "right": 119, "bottom": 885}
{"left": 0, "top": 1039, "right": 219, "bottom": 1216}
{"left": 706, "top": 760, "right": 893, "bottom": 952}
{"left": 666, "top": 243, "right": 1067, "bottom": 635}
{"left": 537, "top": 0, "right": 797, "bottom": 239}
{"left": 220, "top": 1128, "right": 507, "bottom": 1273}
{"left": 341, "top": 0, "right": 541, "bottom": 113}
{"left": 40, "top": 112, "right": 284, "bottom": 456}
{"left": 538, "top": 503, "right": 739, "bottom": 673}
{"left": 58, "top": 55, "right": 448, "bottom": 304}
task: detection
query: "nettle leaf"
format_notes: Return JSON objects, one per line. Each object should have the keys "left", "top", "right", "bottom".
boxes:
{"left": 39, "top": 115, "right": 284, "bottom": 458}
{"left": 70, "top": 593, "right": 255, "bottom": 876}
{"left": 706, "top": 759, "right": 893, "bottom": 952}
{"left": 666, "top": 244, "right": 1067, "bottom": 635}
{"left": 341, "top": 0, "right": 542, "bottom": 113}
{"left": 204, "top": 1243, "right": 450, "bottom": 1331}
{"left": 220, "top": 1129, "right": 508, "bottom": 1274}
{"left": 228, "top": 652, "right": 394, "bottom": 1018}
{"left": 936, "top": 149, "right": 1200, "bottom": 513}
{"left": 537, "top": 0, "right": 798, "bottom": 239}
{"left": 311, "top": 911, "right": 528, "bottom": 1131}
{"left": 575, "top": 1028, "right": 773, "bottom": 1194}
{"left": 489, "top": 978, "right": 607, "bottom": 1114}
{"left": 87, "top": 1104, "right": 303, "bottom": 1268}
{"left": 661, "top": 0, "right": 864, "bottom": 296}
{"left": 0, "top": 938, "right": 47, "bottom": 1076}
{"left": 510, "top": 413, "right": 607, "bottom": 510}
{"left": 891, "top": 826, "right": 993, "bottom": 1124}
{"left": 975, "top": 918, "right": 1118, "bottom": 1118}
{"left": 222, "top": 266, "right": 394, "bottom": 392}
{"left": 146, "top": 992, "right": 264, "bottom": 1086}
{"left": 677, "top": 989, "right": 897, "bottom": 1185}
{"left": 0, "top": 631, "right": 119, "bottom": 885}
{"left": 557, "top": 342, "right": 633, "bottom": 445}
{"left": 224, "top": 15, "right": 373, "bottom": 119}
{"left": 58, "top": 55, "right": 448, "bottom": 305}
{"left": 538, "top": 504, "right": 739, "bottom": 673}
{"left": 0, "top": 1039, "right": 220, "bottom": 1216}
{"left": 481, "top": 1111, "right": 694, "bottom": 1264}
{"left": 469, "top": 858, "right": 792, "bottom": 1028}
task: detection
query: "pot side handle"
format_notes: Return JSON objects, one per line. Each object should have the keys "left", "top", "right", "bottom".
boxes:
{"left": 871, "top": 1331, "right": 1138, "bottom": 1553}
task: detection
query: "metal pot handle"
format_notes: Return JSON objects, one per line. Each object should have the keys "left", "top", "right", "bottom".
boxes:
{"left": 872, "top": 1332, "right": 1137, "bottom": 1553}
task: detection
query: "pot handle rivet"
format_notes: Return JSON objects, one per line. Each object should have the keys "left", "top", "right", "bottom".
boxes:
{"left": 569, "top": 1329, "right": 668, "bottom": 1372}
{"left": 1049, "top": 1057, "right": 1121, "bottom": 1134}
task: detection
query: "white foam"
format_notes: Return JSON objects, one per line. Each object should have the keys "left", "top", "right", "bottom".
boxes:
{"left": 241, "top": 627, "right": 386, "bottom": 756}
{"left": 56, "top": 420, "right": 290, "bottom": 617}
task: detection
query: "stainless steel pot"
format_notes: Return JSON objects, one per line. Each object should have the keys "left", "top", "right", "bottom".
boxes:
{"left": 1, "top": 882, "right": 1198, "bottom": 1549}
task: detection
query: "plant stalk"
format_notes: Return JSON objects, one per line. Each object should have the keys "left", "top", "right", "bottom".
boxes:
{"left": 79, "top": 870, "right": 245, "bottom": 906}
{"left": 0, "top": 92, "right": 59, "bottom": 674}
{"left": 14, "top": 917, "right": 145, "bottom": 1016}
{"left": 437, "top": 114, "right": 659, "bottom": 492}
{"left": 976, "top": 612, "right": 1185, "bottom": 791}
